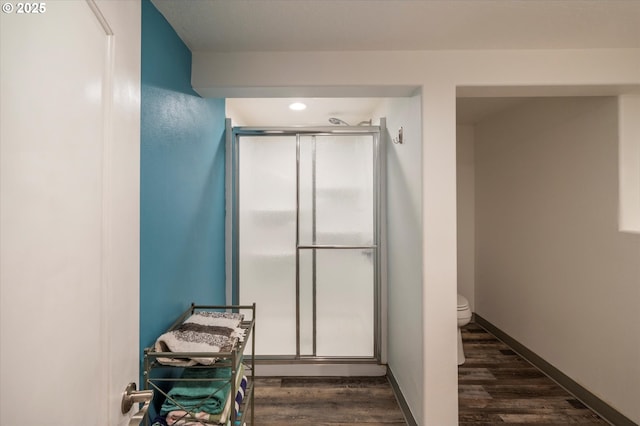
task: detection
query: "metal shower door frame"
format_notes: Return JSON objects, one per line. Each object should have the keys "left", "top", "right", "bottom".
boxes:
{"left": 232, "top": 125, "right": 384, "bottom": 363}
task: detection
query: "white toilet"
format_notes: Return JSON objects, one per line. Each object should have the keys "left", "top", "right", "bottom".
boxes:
{"left": 457, "top": 294, "right": 472, "bottom": 365}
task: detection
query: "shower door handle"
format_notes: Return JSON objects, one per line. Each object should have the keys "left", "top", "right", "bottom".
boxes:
{"left": 121, "top": 382, "right": 153, "bottom": 425}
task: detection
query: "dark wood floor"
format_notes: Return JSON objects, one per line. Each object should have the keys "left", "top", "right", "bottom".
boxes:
{"left": 459, "top": 322, "right": 609, "bottom": 425}
{"left": 253, "top": 376, "right": 407, "bottom": 425}
{"left": 251, "top": 322, "right": 609, "bottom": 425}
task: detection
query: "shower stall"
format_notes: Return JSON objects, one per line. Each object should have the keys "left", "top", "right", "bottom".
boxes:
{"left": 229, "top": 123, "right": 385, "bottom": 364}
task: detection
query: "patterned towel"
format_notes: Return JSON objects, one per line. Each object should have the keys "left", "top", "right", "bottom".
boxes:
{"left": 155, "top": 312, "right": 245, "bottom": 366}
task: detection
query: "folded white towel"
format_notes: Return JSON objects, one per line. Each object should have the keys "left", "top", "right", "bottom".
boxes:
{"left": 155, "top": 311, "right": 245, "bottom": 366}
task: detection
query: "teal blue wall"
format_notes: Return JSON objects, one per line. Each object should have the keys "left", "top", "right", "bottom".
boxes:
{"left": 140, "top": 0, "right": 226, "bottom": 361}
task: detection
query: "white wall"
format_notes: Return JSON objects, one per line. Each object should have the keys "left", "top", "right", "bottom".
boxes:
{"left": 474, "top": 97, "right": 640, "bottom": 423}
{"left": 192, "top": 48, "right": 640, "bottom": 425}
{"left": 456, "top": 125, "right": 475, "bottom": 309}
{"left": 374, "top": 96, "right": 424, "bottom": 422}
{"left": 618, "top": 94, "right": 640, "bottom": 233}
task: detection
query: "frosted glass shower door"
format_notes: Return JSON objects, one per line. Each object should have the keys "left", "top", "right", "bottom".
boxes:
{"left": 238, "top": 136, "right": 297, "bottom": 356}
{"left": 299, "top": 134, "right": 376, "bottom": 358}
{"left": 236, "top": 130, "right": 379, "bottom": 360}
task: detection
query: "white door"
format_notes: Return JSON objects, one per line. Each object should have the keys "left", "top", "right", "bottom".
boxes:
{"left": 0, "top": 1, "right": 141, "bottom": 425}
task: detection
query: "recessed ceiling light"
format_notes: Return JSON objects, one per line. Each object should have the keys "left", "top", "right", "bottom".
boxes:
{"left": 289, "top": 102, "right": 307, "bottom": 111}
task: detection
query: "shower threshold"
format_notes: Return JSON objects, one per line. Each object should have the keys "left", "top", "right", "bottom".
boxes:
{"left": 254, "top": 360, "right": 387, "bottom": 377}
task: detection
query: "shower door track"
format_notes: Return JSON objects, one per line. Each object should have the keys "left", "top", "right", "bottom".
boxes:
{"left": 232, "top": 124, "right": 385, "bottom": 364}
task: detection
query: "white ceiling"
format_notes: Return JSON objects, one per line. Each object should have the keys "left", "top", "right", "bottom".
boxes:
{"left": 152, "top": 0, "right": 639, "bottom": 127}
{"left": 227, "top": 97, "right": 386, "bottom": 127}
{"left": 152, "top": 0, "right": 640, "bottom": 53}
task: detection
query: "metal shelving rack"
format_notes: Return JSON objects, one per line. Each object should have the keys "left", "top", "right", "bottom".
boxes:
{"left": 143, "top": 303, "right": 256, "bottom": 426}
